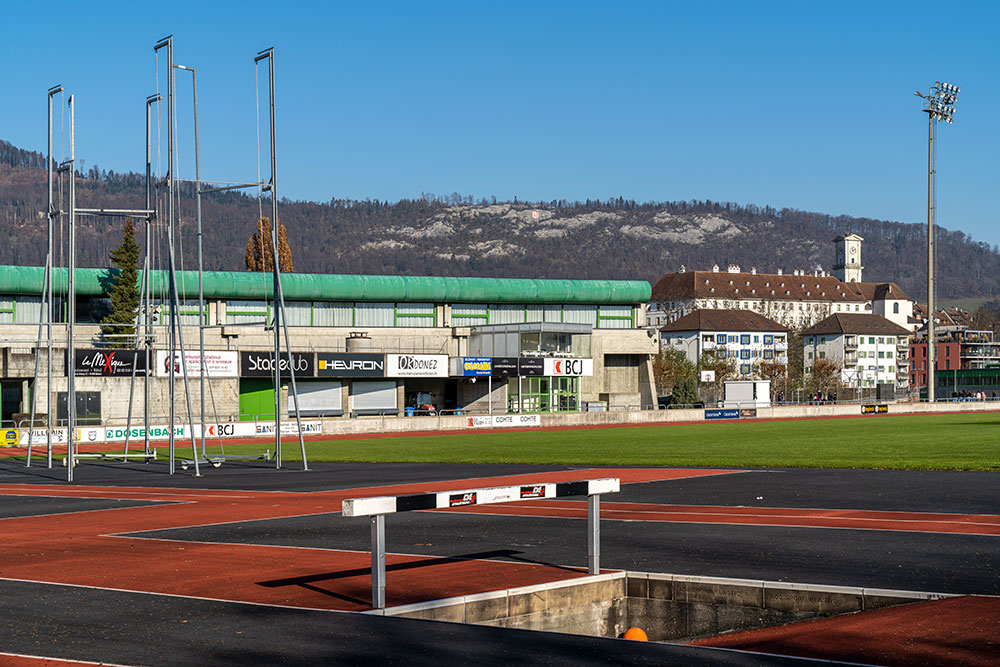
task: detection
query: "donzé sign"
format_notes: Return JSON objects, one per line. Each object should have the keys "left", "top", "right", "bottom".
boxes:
{"left": 240, "top": 351, "right": 314, "bottom": 377}
{"left": 386, "top": 354, "right": 448, "bottom": 378}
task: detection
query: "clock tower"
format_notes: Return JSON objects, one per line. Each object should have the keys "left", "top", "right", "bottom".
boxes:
{"left": 833, "top": 233, "right": 863, "bottom": 282}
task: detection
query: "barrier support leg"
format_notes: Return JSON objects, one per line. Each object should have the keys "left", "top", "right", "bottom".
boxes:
{"left": 371, "top": 514, "right": 386, "bottom": 608}
{"left": 588, "top": 493, "right": 600, "bottom": 575}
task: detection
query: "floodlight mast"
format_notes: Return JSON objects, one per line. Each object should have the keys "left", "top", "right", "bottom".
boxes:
{"left": 915, "top": 81, "right": 960, "bottom": 403}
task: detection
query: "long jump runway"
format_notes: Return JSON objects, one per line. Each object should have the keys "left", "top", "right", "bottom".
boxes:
{"left": 0, "top": 461, "right": 998, "bottom": 665}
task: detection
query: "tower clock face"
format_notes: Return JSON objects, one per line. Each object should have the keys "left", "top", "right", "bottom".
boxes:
{"left": 850, "top": 246, "right": 857, "bottom": 255}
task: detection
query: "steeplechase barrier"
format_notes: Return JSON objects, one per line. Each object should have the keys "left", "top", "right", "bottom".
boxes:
{"left": 342, "top": 478, "right": 620, "bottom": 608}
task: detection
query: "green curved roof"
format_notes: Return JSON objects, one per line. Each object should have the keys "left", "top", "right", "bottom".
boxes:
{"left": 0, "top": 265, "right": 650, "bottom": 305}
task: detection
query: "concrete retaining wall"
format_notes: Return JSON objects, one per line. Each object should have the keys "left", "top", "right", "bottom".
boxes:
{"left": 370, "top": 572, "right": 951, "bottom": 641}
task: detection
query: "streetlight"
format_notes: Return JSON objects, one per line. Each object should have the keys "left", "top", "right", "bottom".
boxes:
{"left": 915, "top": 81, "right": 960, "bottom": 402}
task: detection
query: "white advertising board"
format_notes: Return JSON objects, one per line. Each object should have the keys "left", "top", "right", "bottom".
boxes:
{"left": 192, "top": 422, "right": 258, "bottom": 438}
{"left": 103, "top": 425, "right": 189, "bottom": 441}
{"left": 74, "top": 427, "right": 107, "bottom": 443}
{"left": 465, "top": 414, "right": 542, "bottom": 429}
{"left": 386, "top": 354, "right": 449, "bottom": 377}
{"left": 254, "top": 420, "right": 324, "bottom": 436}
{"left": 18, "top": 428, "right": 68, "bottom": 445}
{"left": 156, "top": 350, "right": 239, "bottom": 377}
{"left": 542, "top": 358, "right": 593, "bottom": 377}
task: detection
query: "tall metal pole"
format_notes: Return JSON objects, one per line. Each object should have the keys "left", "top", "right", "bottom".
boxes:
{"left": 267, "top": 50, "right": 281, "bottom": 468}
{"left": 66, "top": 94, "right": 76, "bottom": 482}
{"left": 156, "top": 36, "right": 178, "bottom": 474}
{"left": 144, "top": 94, "right": 160, "bottom": 455}
{"left": 256, "top": 47, "right": 308, "bottom": 470}
{"left": 917, "top": 81, "right": 959, "bottom": 402}
{"left": 46, "top": 85, "right": 62, "bottom": 468}
{"left": 926, "top": 114, "right": 936, "bottom": 402}
{"left": 176, "top": 65, "right": 207, "bottom": 460}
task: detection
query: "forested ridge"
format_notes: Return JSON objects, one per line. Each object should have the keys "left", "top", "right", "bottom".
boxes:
{"left": 3, "top": 139, "right": 998, "bottom": 301}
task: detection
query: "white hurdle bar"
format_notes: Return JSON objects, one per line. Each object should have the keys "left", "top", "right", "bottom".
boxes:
{"left": 342, "top": 477, "right": 620, "bottom": 609}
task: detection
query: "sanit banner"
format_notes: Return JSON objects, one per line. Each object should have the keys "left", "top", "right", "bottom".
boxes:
{"left": 386, "top": 354, "right": 448, "bottom": 378}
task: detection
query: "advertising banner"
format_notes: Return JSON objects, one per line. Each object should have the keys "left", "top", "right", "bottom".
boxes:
{"left": 491, "top": 357, "right": 519, "bottom": 377}
{"left": 156, "top": 350, "right": 238, "bottom": 377}
{"left": 386, "top": 354, "right": 448, "bottom": 378}
{"left": 739, "top": 408, "right": 758, "bottom": 419}
{"left": 465, "top": 414, "right": 542, "bottom": 429}
{"left": 19, "top": 428, "right": 67, "bottom": 445}
{"left": 74, "top": 426, "right": 106, "bottom": 443}
{"left": 103, "top": 425, "right": 188, "bottom": 441}
{"left": 705, "top": 408, "right": 740, "bottom": 420}
{"left": 458, "top": 357, "right": 492, "bottom": 376}
{"left": 517, "top": 358, "right": 544, "bottom": 377}
{"left": 862, "top": 404, "right": 889, "bottom": 415}
{"left": 192, "top": 422, "right": 258, "bottom": 438}
{"left": 240, "top": 351, "right": 314, "bottom": 378}
{"left": 316, "top": 353, "right": 385, "bottom": 377}
{"left": 543, "top": 358, "right": 593, "bottom": 377}
{"left": 2, "top": 429, "right": 19, "bottom": 447}
{"left": 254, "top": 420, "right": 323, "bottom": 435}
{"left": 73, "top": 349, "right": 147, "bottom": 377}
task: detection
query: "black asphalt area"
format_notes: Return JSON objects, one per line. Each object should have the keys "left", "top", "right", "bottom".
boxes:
{"left": 0, "top": 459, "right": 996, "bottom": 665}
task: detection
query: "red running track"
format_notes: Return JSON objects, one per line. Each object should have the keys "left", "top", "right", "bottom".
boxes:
{"left": 690, "top": 595, "right": 1000, "bottom": 667}
{"left": 0, "top": 468, "right": 734, "bottom": 612}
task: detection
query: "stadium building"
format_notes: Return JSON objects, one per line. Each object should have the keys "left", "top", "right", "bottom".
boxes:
{"left": 0, "top": 265, "right": 656, "bottom": 427}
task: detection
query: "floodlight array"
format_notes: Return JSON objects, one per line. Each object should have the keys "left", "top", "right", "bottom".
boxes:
{"left": 924, "top": 81, "right": 960, "bottom": 124}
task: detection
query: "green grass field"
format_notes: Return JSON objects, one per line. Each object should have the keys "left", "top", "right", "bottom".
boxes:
{"left": 193, "top": 412, "right": 1000, "bottom": 471}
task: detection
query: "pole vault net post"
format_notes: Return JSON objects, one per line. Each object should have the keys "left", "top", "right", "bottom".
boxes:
{"left": 342, "top": 478, "right": 619, "bottom": 609}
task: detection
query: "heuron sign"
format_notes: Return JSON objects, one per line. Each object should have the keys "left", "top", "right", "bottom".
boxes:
{"left": 543, "top": 358, "right": 593, "bottom": 376}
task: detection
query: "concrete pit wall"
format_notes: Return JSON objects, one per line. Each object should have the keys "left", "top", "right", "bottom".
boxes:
{"left": 372, "top": 572, "right": 950, "bottom": 642}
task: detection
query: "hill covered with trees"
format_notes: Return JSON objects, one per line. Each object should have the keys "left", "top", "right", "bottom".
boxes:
{"left": 3, "top": 138, "right": 998, "bottom": 301}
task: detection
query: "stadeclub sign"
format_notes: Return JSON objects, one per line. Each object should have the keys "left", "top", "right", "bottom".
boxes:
{"left": 240, "top": 351, "right": 314, "bottom": 377}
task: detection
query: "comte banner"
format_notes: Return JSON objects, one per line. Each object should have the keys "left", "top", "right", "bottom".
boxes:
{"left": 465, "top": 414, "right": 541, "bottom": 429}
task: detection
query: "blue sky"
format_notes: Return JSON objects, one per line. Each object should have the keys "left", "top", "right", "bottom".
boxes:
{"left": 3, "top": 1, "right": 999, "bottom": 246}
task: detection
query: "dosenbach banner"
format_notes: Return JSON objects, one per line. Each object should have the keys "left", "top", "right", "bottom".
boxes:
{"left": 156, "top": 350, "right": 238, "bottom": 377}
{"left": 73, "top": 349, "right": 148, "bottom": 377}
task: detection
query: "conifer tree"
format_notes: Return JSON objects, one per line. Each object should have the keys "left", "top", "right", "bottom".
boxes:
{"left": 100, "top": 218, "right": 141, "bottom": 348}
{"left": 245, "top": 216, "right": 294, "bottom": 272}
